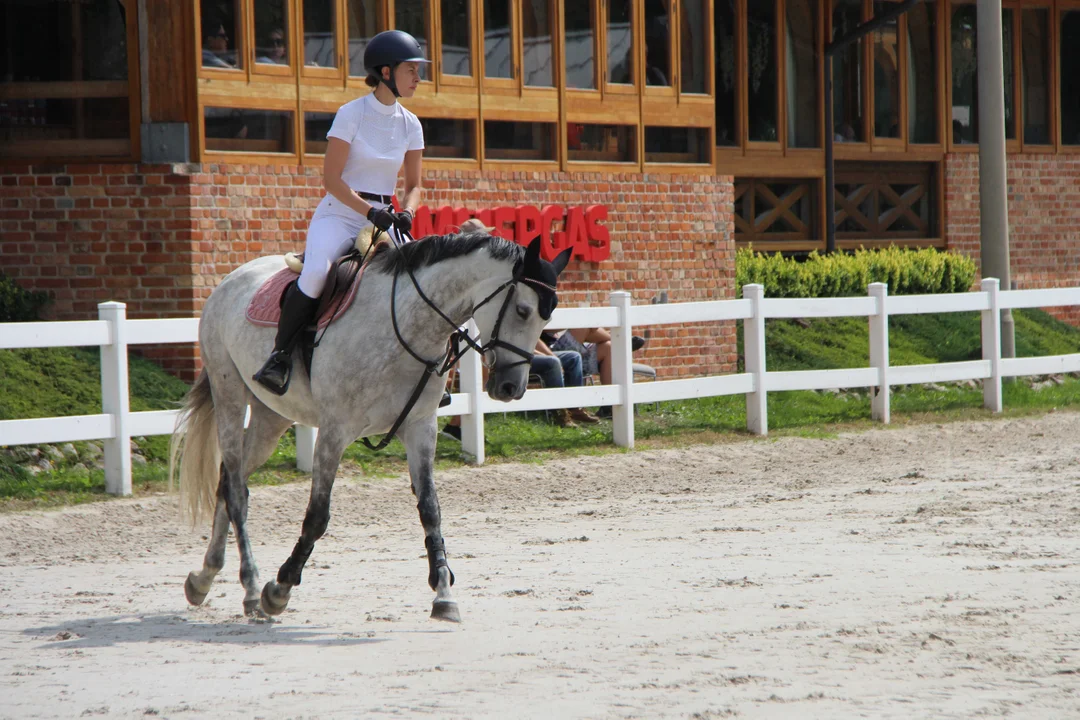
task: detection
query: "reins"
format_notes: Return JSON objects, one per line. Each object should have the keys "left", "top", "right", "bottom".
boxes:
{"left": 359, "top": 229, "right": 537, "bottom": 451}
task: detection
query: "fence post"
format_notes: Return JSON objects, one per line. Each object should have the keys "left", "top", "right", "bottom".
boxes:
{"left": 98, "top": 302, "right": 132, "bottom": 496}
{"left": 981, "top": 277, "right": 1003, "bottom": 412}
{"left": 868, "top": 283, "right": 890, "bottom": 423}
{"left": 743, "top": 284, "right": 767, "bottom": 435}
{"left": 459, "top": 319, "right": 486, "bottom": 464}
{"left": 295, "top": 425, "right": 317, "bottom": 472}
{"left": 610, "top": 291, "right": 634, "bottom": 449}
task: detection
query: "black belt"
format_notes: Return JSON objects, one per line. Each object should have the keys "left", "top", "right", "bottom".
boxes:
{"left": 355, "top": 191, "right": 394, "bottom": 205}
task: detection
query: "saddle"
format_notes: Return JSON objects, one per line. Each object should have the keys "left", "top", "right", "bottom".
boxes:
{"left": 245, "top": 237, "right": 389, "bottom": 375}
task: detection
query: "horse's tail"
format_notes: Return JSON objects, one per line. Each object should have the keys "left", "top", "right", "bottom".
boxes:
{"left": 169, "top": 368, "right": 221, "bottom": 527}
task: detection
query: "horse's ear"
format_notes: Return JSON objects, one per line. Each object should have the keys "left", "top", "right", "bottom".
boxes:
{"left": 551, "top": 247, "right": 572, "bottom": 276}
{"left": 524, "top": 235, "right": 542, "bottom": 267}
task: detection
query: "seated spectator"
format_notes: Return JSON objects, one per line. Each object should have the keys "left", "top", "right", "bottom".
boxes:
{"left": 257, "top": 27, "right": 288, "bottom": 65}
{"left": 440, "top": 339, "right": 596, "bottom": 441}
{"left": 545, "top": 327, "right": 645, "bottom": 386}
{"left": 202, "top": 22, "right": 237, "bottom": 68}
{"left": 532, "top": 339, "right": 600, "bottom": 426}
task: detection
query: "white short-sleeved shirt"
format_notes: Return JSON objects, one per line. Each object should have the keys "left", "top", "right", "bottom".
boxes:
{"left": 312, "top": 93, "right": 424, "bottom": 223}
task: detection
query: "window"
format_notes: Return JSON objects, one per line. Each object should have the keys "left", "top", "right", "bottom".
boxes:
{"left": 715, "top": 0, "right": 738, "bottom": 146}
{"left": 1021, "top": 9, "right": 1050, "bottom": 145}
{"left": 421, "top": 118, "right": 476, "bottom": 159}
{"left": 645, "top": 126, "right": 710, "bottom": 163}
{"left": 484, "top": 121, "right": 555, "bottom": 160}
{"left": 748, "top": 0, "right": 779, "bottom": 142}
{"left": 568, "top": 124, "right": 636, "bottom": 162}
{"left": 522, "top": 1, "right": 554, "bottom": 87}
{"left": 0, "top": 0, "right": 133, "bottom": 157}
{"left": 302, "top": 0, "right": 337, "bottom": 69}
{"left": 1063, "top": 10, "right": 1080, "bottom": 146}
{"left": 484, "top": 0, "right": 513, "bottom": 79}
{"left": 950, "top": 4, "right": 977, "bottom": 144}
{"left": 607, "top": 0, "right": 634, "bottom": 85}
{"left": 907, "top": 1, "right": 937, "bottom": 143}
{"left": 253, "top": 0, "right": 289, "bottom": 68}
{"left": 565, "top": 1, "right": 597, "bottom": 89}
{"left": 303, "top": 111, "right": 335, "bottom": 154}
{"left": 202, "top": 0, "right": 243, "bottom": 69}
{"left": 395, "top": 0, "right": 429, "bottom": 80}
{"left": 951, "top": 3, "right": 1047, "bottom": 148}
{"left": 786, "top": 0, "right": 818, "bottom": 147}
{"left": 873, "top": 2, "right": 900, "bottom": 139}
{"left": 833, "top": 0, "right": 865, "bottom": 142}
{"left": 346, "top": 0, "right": 380, "bottom": 77}
{"left": 205, "top": 107, "right": 295, "bottom": 153}
{"left": 680, "top": 0, "right": 709, "bottom": 93}
{"left": 644, "top": 0, "right": 672, "bottom": 86}
{"left": 441, "top": 0, "right": 472, "bottom": 77}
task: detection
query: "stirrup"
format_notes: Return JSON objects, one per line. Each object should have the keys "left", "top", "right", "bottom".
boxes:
{"left": 440, "top": 391, "right": 452, "bottom": 408}
{"left": 253, "top": 351, "right": 293, "bottom": 396}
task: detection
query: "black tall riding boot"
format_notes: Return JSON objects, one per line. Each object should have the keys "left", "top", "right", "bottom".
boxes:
{"left": 253, "top": 283, "right": 320, "bottom": 395}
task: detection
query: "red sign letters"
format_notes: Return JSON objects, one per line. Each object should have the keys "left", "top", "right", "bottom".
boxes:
{"left": 408, "top": 204, "right": 611, "bottom": 263}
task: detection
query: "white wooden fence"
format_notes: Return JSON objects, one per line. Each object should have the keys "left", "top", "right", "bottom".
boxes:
{"left": 2, "top": 278, "right": 1079, "bottom": 496}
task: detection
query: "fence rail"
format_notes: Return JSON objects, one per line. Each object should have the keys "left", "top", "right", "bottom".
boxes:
{"left": 2, "top": 279, "right": 1079, "bottom": 495}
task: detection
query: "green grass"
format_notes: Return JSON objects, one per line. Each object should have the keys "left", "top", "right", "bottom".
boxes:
{"left": 3, "top": 308, "right": 1080, "bottom": 510}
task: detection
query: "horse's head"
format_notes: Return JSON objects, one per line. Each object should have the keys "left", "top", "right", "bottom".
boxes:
{"left": 473, "top": 236, "right": 572, "bottom": 402}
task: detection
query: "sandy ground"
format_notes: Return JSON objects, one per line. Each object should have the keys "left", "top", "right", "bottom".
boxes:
{"left": 1, "top": 413, "right": 1079, "bottom": 719}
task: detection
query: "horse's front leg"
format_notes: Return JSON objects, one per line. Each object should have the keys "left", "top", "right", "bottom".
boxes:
{"left": 403, "top": 419, "right": 460, "bottom": 622}
{"left": 260, "top": 426, "right": 350, "bottom": 617}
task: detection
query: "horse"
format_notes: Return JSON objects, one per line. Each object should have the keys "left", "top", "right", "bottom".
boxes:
{"left": 170, "top": 232, "right": 572, "bottom": 622}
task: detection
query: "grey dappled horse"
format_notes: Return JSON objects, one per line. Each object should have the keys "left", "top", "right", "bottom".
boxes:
{"left": 170, "top": 233, "right": 571, "bottom": 621}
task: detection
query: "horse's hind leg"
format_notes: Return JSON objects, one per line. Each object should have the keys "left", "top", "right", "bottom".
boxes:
{"left": 261, "top": 425, "right": 351, "bottom": 616}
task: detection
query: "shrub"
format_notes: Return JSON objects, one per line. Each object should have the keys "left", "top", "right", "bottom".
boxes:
{"left": 736, "top": 246, "right": 977, "bottom": 298}
{"left": 0, "top": 274, "right": 49, "bottom": 322}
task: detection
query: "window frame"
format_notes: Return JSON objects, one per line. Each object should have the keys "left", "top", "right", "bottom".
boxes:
{"left": 0, "top": 0, "right": 142, "bottom": 161}
{"left": 946, "top": 0, "right": 1058, "bottom": 155}
{"left": 1061, "top": 2, "right": 1080, "bottom": 152}
{"left": 297, "top": 0, "right": 347, "bottom": 83}
{"left": 250, "top": 0, "right": 297, "bottom": 80}
{"left": 435, "top": 0, "right": 479, "bottom": 87}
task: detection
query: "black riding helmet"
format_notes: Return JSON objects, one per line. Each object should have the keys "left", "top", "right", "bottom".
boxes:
{"left": 363, "top": 30, "right": 430, "bottom": 97}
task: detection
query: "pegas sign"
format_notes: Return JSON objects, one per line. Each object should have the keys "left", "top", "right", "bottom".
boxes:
{"left": 405, "top": 203, "right": 611, "bottom": 263}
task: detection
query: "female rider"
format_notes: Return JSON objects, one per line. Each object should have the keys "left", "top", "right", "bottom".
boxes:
{"left": 254, "top": 30, "right": 429, "bottom": 395}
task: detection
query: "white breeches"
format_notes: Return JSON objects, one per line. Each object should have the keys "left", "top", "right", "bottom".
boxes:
{"left": 297, "top": 216, "right": 368, "bottom": 298}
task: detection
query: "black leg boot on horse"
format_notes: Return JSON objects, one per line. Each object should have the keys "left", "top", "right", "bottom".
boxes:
{"left": 253, "top": 282, "right": 320, "bottom": 395}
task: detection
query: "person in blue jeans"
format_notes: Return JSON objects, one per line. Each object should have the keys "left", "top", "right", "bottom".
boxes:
{"left": 531, "top": 339, "right": 600, "bottom": 427}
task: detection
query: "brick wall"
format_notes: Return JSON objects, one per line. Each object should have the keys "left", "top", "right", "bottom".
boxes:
{"left": 1, "top": 163, "right": 737, "bottom": 381}
{"left": 945, "top": 152, "right": 1080, "bottom": 322}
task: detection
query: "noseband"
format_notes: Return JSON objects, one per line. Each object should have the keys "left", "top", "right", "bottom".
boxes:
{"left": 360, "top": 233, "right": 540, "bottom": 451}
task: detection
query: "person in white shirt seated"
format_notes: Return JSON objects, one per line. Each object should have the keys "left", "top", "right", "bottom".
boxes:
{"left": 254, "top": 30, "right": 428, "bottom": 396}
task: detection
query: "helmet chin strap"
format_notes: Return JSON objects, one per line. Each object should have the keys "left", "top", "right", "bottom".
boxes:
{"left": 379, "top": 64, "right": 401, "bottom": 98}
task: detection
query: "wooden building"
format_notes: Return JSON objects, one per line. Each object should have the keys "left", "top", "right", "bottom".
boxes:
{"left": 3, "top": 0, "right": 1080, "bottom": 378}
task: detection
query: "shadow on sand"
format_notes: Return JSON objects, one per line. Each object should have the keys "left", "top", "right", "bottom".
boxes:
{"left": 21, "top": 612, "right": 408, "bottom": 650}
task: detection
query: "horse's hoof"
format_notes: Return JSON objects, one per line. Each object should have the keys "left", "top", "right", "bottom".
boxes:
{"left": 260, "top": 581, "right": 291, "bottom": 616}
{"left": 185, "top": 573, "right": 210, "bottom": 606}
{"left": 431, "top": 600, "right": 461, "bottom": 623}
{"left": 243, "top": 599, "right": 268, "bottom": 619}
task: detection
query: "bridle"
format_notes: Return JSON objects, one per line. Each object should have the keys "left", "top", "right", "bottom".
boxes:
{"left": 360, "top": 229, "right": 549, "bottom": 450}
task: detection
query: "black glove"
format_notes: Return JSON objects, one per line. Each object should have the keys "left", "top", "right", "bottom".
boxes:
{"left": 366, "top": 206, "right": 396, "bottom": 232}
{"left": 393, "top": 208, "right": 414, "bottom": 234}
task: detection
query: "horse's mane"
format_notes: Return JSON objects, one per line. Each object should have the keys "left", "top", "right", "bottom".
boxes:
{"left": 370, "top": 232, "right": 524, "bottom": 275}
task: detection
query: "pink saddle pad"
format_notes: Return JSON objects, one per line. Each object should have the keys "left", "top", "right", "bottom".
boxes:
{"left": 246, "top": 266, "right": 364, "bottom": 331}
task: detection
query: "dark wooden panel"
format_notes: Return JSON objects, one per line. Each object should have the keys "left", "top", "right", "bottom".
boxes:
{"left": 147, "top": 0, "right": 194, "bottom": 123}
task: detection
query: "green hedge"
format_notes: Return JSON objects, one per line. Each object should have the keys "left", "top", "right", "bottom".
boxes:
{"left": 0, "top": 274, "right": 49, "bottom": 322}
{"left": 735, "top": 246, "right": 978, "bottom": 299}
